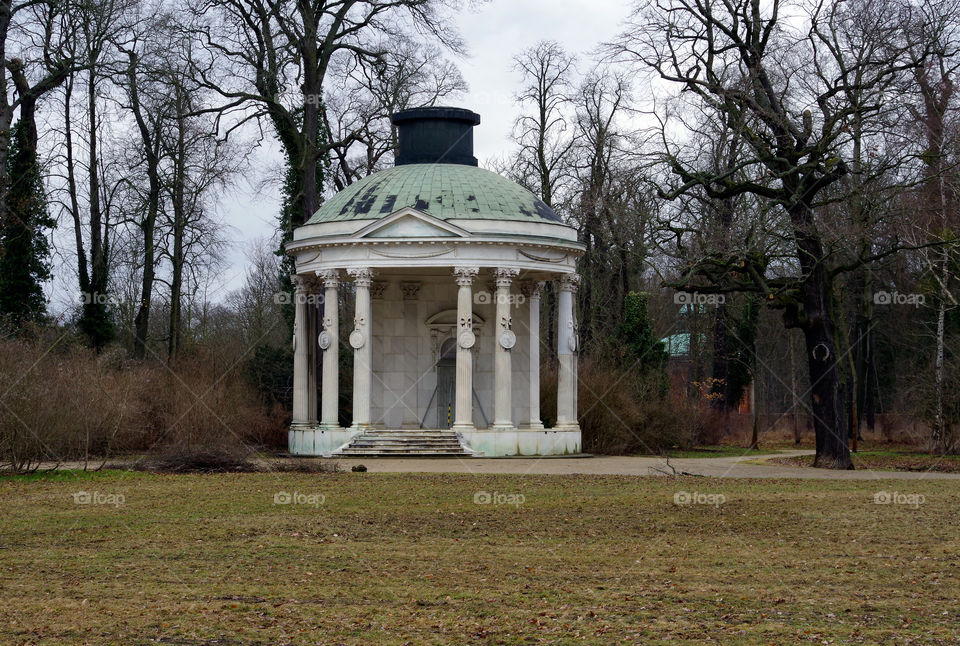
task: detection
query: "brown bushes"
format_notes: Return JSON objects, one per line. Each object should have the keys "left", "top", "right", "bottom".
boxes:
{"left": 0, "top": 333, "right": 287, "bottom": 472}
{"left": 542, "top": 359, "right": 695, "bottom": 455}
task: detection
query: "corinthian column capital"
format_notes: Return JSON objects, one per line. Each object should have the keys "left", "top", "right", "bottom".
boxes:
{"left": 347, "top": 267, "right": 374, "bottom": 287}
{"left": 317, "top": 269, "right": 340, "bottom": 289}
{"left": 453, "top": 266, "right": 479, "bottom": 286}
{"left": 559, "top": 273, "right": 581, "bottom": 293}
{"left": 494, "top": 267, "right": 520, "bottom": 288}
{"left": 292, "top": 274, "right": 311, "bottom": 293}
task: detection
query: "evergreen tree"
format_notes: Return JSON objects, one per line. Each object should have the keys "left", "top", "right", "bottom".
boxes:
{"left": 615, "top": 291, "right": 669, "bottom": 393}
{"left": 0, "top": 120, "right": 54, "bottom": 325}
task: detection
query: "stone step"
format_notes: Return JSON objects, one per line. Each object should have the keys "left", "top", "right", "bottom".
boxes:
{"left": 352, "top": 437, "right": 461, "bottom": 442}
{"left": 350, "top": 437, "right": 463, "bottom": 443}
{"left": 350, "top": 442, "right": 463, "bottom": 451}
{"left": 338, "top": 450, "right": 472, "bottom": 456}
{"left": 358, "top": 431, "right": 457, "bottom": 440}
{"left": 348, "top": 440, "right": 465, "bottom": 446}
{"left": 332, "top": 429, "right": 475, "bottom": 457}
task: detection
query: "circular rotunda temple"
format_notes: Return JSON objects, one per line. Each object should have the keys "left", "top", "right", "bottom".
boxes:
{"left": 286, "top": 107, "right": 584, "bottom": 457}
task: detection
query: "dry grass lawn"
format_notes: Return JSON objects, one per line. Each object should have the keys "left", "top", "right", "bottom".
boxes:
{"left": 1, "top": 469, "right": 958, "bottom": 644}
{"left": 768, "top": 450, "right": 960, "bottom": 473}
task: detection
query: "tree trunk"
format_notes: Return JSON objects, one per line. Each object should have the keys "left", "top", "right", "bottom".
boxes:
{"left": 0, "top": 0, "right": 13, "bottom": 226}
{"left": 127, "top": 52, "right": 161, "bottom": 361}
{"left": 168, "top": 102, "right": 188, "bottom": 362}
{"left": 82, "top": 58, "right": 113, "bottom": 349}
{"left": 790, "top": 205, "right": 853, "bottom": 469}
{"left": 932, "top": 297, "right": 946, "bottom": 453}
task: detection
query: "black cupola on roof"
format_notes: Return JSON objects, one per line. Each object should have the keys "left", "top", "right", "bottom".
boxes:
{"left": 391, "top": 107, "right": 481, "bottom": 167}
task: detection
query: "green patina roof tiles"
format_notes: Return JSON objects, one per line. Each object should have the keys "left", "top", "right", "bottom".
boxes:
{"left": 305, "top": 164, "right": 563, "bottom": 225}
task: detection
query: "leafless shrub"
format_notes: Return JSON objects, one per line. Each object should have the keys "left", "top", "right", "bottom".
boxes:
{"left": 542, "top": 360, "right": 695, "bottom": 455}
{"left": 0, "top": 335, "right": 287, "bottom": 473}
{"left": 266, "top": 458, "right": 341, "bottom": 473}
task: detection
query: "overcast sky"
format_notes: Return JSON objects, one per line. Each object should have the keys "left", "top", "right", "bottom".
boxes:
{"left": 48, "top": 0, "right": 632, "bottom": 313}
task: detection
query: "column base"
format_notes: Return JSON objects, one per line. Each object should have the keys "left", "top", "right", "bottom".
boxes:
{"left": 553, "top": 422, "right": 581, "bottom": 432}
{"left": 491, "top": 423, "right": 517, "bottom": 432}
{"left": 451, "top": 423, "right": 476, "bottom": 433}
{"left": 289, "top": 426, "right": 363, "bottom": 456}
{"left": 350, "top": 423, "right": 374, "bottom": 431}
{"left": 519, "top": 422, "right": 545, "bottom": 430}
{"left": 318, "top": 422, "right": 341, "bottom": 431}
{"left": 458, "top": 427, "right": 581, "bottom": 456}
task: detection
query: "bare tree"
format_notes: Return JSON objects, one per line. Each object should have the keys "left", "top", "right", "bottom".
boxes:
{"left": 510, "top": 40, "right": 577, "bottom": 209}
{"left": 324, "top": 38, "right": 466, "bottom": 189}
{"left": 613, "top": 0, "right": 934, "bottom": 468}
{"left": 120, "top": 10, "right": 169, "bottom": 359}
{"left": 160, "top": 71, "right": 240, "bottom": 362}
{"left": 56, "top": 0, "right": 136, "bottom": 348}
{"left": 187, "top": 0, "right": 464, "bottom": 241}
{"left": 0, "top": 0, "right": 77, "bottom": 226}
{"left": 904, "top": 1, "right": 960, "bottom": 451}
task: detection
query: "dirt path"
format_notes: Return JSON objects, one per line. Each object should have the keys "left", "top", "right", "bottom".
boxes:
{"left": 334, "top": 450, "right": 960, "bottom": 479}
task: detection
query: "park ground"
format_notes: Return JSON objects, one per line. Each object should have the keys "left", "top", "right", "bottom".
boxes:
{"left": 2, "top": 465, "right": 959, "bottom": 644}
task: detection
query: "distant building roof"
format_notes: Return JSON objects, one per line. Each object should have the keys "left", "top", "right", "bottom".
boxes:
{"left": 661, "top": 333, "right": 691, "bottom": 357}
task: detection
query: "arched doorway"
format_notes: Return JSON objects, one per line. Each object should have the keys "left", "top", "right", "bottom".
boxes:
{"left": 435, "top": 338, "right": 457, "bottom": 428}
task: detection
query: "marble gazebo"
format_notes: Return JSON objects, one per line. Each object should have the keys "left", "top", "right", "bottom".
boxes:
{"left": 285, "top": 107, "right": 584, "bottom": 456}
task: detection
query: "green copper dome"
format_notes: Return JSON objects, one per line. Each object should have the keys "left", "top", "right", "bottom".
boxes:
{"left": 306, "top": 164, "right": 563, "bottom": 225}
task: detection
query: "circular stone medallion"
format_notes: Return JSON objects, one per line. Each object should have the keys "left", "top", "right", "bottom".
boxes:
{"left": 349, "top": 330, "right": 365, "bottom": 349}
{"left": 499, "top": 330, "right": 517, "bottom": 350}
{"left": 318, "top": 331, "right": 331, "bottom": 350}
{"left": 458, "top": 330, "right": 476, "bottom": 349}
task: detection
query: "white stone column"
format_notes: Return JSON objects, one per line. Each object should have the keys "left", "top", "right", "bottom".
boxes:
{"left": 306, "top": 286, "right": 318, "bottom": 424}
{"left": 556, "top": 273, "right": 580, "bottom": 431}
{"left": 291, "top": 275, "right": 310, "bottom": 426}
{"left": 317, "top": 269, "right": 340, "bottom": 429}
{"left": 492, "top": 267, "right": 519, "bottom": 431}
{"left": 452, "top": 267, "right": 479, "bottom": 431}
{"left": 520, "top": 281, "right": 545, "bottom": 429}
{"left": 400, "top": 281, "right": 422, "bottom": 428}
{"left": 348, "top": 267, "right": 374, "bottom": 429}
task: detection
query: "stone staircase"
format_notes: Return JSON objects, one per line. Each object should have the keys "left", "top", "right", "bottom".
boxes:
{"left": 332, "top": 429, "right": 479, "bottom": 457}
